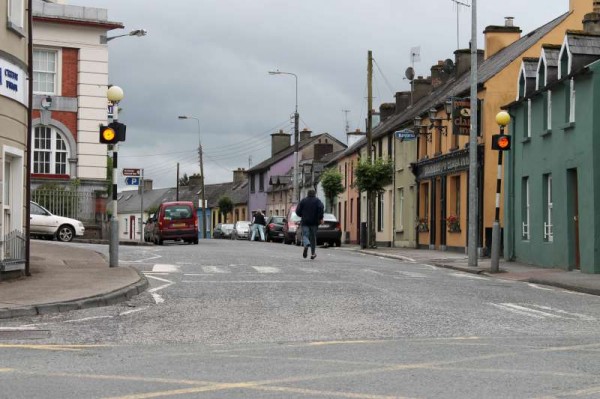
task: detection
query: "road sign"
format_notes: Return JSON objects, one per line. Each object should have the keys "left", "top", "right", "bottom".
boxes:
{"left": 122, "top": 168, "right": 141, "bottom": 177}
{"left": 125, "top": 177, "right": 140, "bottom": 186}
{"left": 394, "top": 129, "right": 416, "bottom": 141}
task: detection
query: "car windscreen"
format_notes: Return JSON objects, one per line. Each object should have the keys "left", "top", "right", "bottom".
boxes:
{"left": 323, "top": 213, "right": 337, "bottom": 221}
{"left": 289, "top": 212, "right": 301, "bottom": 222}
{"left": 164, "top": 205, "right": 193, "bottom": 220}
{"left": 272, "top": 217, "right": 285, "bottom": 223}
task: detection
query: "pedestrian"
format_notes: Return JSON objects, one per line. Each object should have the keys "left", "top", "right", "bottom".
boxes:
{"left": 295, "top": 189, "right": 324, "bottom": 259}
{"left": 251, "top": 209, "right": 266, "bottom": 241}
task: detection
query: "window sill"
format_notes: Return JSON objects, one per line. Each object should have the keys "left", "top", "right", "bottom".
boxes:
{"left": 521, "top": 137, "right": 531, "bottom": 144}
{"left": 561, "top": 122, "right": 576, "bottom": 132}
{"left": 540, "top": 129, "right": 552, "bottom": 138}
{"left": 7, "top": 22, "right": 25, "bottom": 38}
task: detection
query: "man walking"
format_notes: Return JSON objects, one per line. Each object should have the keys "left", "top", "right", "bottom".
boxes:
{"left": 295, "top": 189, "right": 324, "bottom": 259}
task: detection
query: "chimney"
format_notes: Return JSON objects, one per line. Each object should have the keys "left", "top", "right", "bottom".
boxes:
{"left": 431, "top": 60, "right": 451, "bottom": 88}
{"left": 412, "top": 76, "right": 432, "bottom": 103}
{"left": 138, "top": 178, "right": 153, "bottom": 193}
{"left": 395, "top": 91, "right": 411, "bottom": 113}
{"left": 379, "top": 103, "right": 396, "bottom": 122}
{"left": 454, "top": 49, "right": 484, "bottom": 77}
{"left": 233, "top": 168, "right": 246, "bottom": 184}
{"left": 347, "top": 128, "right": 366, "bottom": 147}
{"left": 483, "top": 18, "right": 522, "bottom": 59}
{"left": 300, "top": 128, "right": 312, "bottom": 141}
{"left": 583, "top": 2, "right": 600, "bottom": 34}
{"left": 188, "top": 174, "right": 203, "bottom": 187}
{"left": 271, "top": 129, "right": 291, "bottom": 156}
{"left": 314, "top": 143, "right": 334, "bottom": 161}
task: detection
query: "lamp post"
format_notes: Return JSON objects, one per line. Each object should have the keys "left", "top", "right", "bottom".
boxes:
{"left": 268, "top": 70, "right": 299, "bottom": 202}
{"left": 178, "top": 115, "right": 207, "bottom": 239}
{"left": 468, "top": 0, "right": 479, "bottom": 266}
{"left": 107, "top": 85, "right": 124, "bottom": 267}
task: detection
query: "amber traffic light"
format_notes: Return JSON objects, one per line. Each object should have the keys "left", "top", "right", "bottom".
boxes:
{"left": 491, "top": 134, "right": 511, "bottom": 151}
{"left": 99, "top": 122, "right": 126, "bottom": 144}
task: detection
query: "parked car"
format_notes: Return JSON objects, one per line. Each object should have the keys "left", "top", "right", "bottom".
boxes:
{"left": 29, "top": 201, "right": 85, "bottom": 242}
{"left": 144, "top": 214, "right": 155, "bottom": 242}
{"left": 282, "top": 204, "right": 300, "bottom": 245}
{"left": 149, "top": 201, "right": 198, "bottom": 245}
{"left": 213, "top": 223, "right": 234, "bottom": 239}
{"left": 294, "top": 212, "right": 342, "bottom": 247}
{"left": 231, "top": 221, "right": 251, "bottom": 240}
{"left": 265, "top": 215, "right": 285, "bottom": 242}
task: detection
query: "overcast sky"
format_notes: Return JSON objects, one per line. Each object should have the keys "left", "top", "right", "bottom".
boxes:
{"left": 69, "top": 0, "right": 570, "bottom": 190}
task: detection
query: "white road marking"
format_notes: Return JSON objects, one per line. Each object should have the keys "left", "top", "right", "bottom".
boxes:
{"left": 297, "top": 268, "right": 321, "bottom": 273}
{"left": 120, "top": 253, "right": 162, "bottom": 264}
{"left": 118, "top": 307, "right": 148, "bottom": 316}
{"left": 528, "top": 283, "right": 554, "bottom": 291}
{"left": 450, "top": 272, "right": 489, "bottom": 280}
{"left": 64, "top": 316, "right": 112, "bottom": 323}
{"left": 252, "top": 266, "right": 280, "bottom": 273}
{"left": 489, "top": 303, "right": 595, "bottom": 321}
{"left": 152, "top": 264, "right": 180, "bottom": 273}
{"left": 146, "top": 275, "right": 175, "bottom": 304}
{"left": 396, "top": 271, "right": 426, "bottom": 278}
{"left": 528, "top": 305, "right": 596, "bottom": 321}
{"left": 202, "top": 266, "right": 230, "bottom": 273}
{"left": 364, "top": 269, "right": 385, "bottom": 275}
{"left": 0, "top": 327, "right": 39, "bottom": 331}
{"left": 182, "top": 280, "right": 349, "bottom": 284}
{"left": 489, "top": 303, "right": 546, "bottom": 319}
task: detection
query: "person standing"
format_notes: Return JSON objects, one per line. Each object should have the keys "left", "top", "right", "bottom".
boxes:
{"left": 295, "top": 189, "right": 324, "bottom": 259}
{"left": 251, "top": 209, "right": 266, "bottom": 241}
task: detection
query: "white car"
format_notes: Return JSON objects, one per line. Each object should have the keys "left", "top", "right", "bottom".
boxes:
{"left": 30, "top": 201, "right": 85, "bottom": 242}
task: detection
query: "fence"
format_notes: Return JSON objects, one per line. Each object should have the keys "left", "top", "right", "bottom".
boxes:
{"left": 31, "top": 189, "right": 97, "bottom": 224}
{"left": 0, "top": 229, "right": 26, "bottom": 271}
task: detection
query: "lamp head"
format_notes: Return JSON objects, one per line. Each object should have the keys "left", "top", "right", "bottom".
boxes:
{"left": 268, "top": 70, "right": 280, "bottom": 75}
{"left": 444, "top": 99, "right": 453, "bottom": 118}
{"left": 107, "top": 85, "right": 124, "bottom": 102}
{"left": 428, "top": 108, "right": 437, "bottom": 121}
{"left": 414, "top": 116, "right": 422, "bottom": 129}
{"left": 130, "top": 29, "right": 147, "bottom": 37}
{"left": 496, "top": 111, "right": 511, "bottom": 127}
{"left": 178, "top": 115, "right": 188, "bottom": 119}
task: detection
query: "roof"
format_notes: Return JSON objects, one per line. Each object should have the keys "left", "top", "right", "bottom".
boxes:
{"left": 564, "top": 30, "right": 600, "bottom": 72}
{"left": 33, "top": 0, "right": 123, "bottom": 30}
{"left": 358, "top": 11, "right": 570, "bottom": 146}
{"left": 247, "top": 133, "right": 346, "bottom": 173}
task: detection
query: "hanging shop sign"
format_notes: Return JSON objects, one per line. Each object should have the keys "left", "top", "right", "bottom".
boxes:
{"left": 452, "top": 97, "right": 481, "bottom": 136}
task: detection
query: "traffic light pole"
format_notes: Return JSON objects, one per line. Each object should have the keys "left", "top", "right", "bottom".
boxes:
{"left": 110, "top": 144, "right": 119, "bottom": 267}
{"left": 490, "top": 137, "right": 503, "bottom": 273}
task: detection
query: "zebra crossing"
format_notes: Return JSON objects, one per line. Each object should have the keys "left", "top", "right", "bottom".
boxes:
{"left": 489, "top": 303, "right": 596, "bottom": 321}
{"left": 142, "top": 264, "right": 321, "bottom": 275}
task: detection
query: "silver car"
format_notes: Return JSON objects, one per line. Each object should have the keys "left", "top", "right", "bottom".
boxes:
{"left": 230, "top": 221, "right": 250, "bottom": 240}
{"left": 30, "top": 201, "right": 85, "bottom": 242}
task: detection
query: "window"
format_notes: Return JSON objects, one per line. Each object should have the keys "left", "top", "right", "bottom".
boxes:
{"left": 377, "top": 192, "right": 384, "bottom": 232}
{"left": 377, "top": 139, "right": 382, "bottom": 158}
{"left": 4, "top": 160, "right": 11, "bottom": 207}
{"left": 250, "top": 174, "right": 255, "bottom": 193}
{"left": 543, "top": 91, "right": 552, "bottom": 131}
{"left": 32, "top": 126, "right": 69, "bottom": 175}
{"left": 453, "top": 176, "right": 461, "bottom": 217}
{"left": 387, "top": 135, "right": 392, "bottom": 157}
{"left": 544, "top": 174, "right": 553, "bottom": 242}
{"left": 350, "top": 198, "right": 354, "bottom": 223}
{"left": 33, "top": 49, "right": 58, "bottom": 94}
{"left": 259, "top": 172, "right": 264, "bottom": 192}
{"left": 8, "top": 0, "right": 24, "bottom": 31}
{"left": 565, "top": 78, "right": 576, "bottom": 124}
{"left": 537, "top": 61, "right": 546, "bottom": 90}
{"left": 525, "top": 100, "right": 532, "bottom": 138}
{"left": 398, "top": 188, "right": 404, "bottom": 230}
{"left": 522, "top": 177, "right": 530, "bottom": 240}
{"left": 560, "top": 50, "right": 569, "bottom": 79}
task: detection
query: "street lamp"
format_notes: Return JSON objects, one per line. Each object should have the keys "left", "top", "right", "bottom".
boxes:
{"left": 178, "top": 115, "right": 207, "bottom": 240}
{"left": 107, "top": 85, "right": 124, "bottom": 268}
{"left": 268, "top": 70, "right": 300, "bottom": 202}
{"left": 102, "top": 28, "right": 148, "bottom": 43}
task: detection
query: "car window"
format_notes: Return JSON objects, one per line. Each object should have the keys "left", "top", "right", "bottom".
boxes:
{"left": 323, "top": 213, "right": 337, "bottom": 221}
{"left": 31, "top": 202, "right": 49, "bottom": 216}
{"left": 272, "top": 216, "right": 284, "bottom": 223}
{"left": 223, "top": 224, "right": 234, "bottom": 229}
{"left": 164, "top": 205, "right": 193, "bottom": 220}
{"left": 289, "top": 212, "right": 301, "bottom": 222}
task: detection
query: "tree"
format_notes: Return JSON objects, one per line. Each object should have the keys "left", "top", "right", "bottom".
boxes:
{"left": 179, "top": 173, "right": 190, "bottom": 187}
{"left": 353, "top": 157, "right": 394, "bottom": 248}
{"left": 217, "top": 196, "right": 234, "bottom": 222}
{"left": 320, "top": 168, "right": 344, "bottom": 213}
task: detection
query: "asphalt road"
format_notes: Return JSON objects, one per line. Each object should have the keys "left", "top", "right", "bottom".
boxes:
{"left": 1, "top": 239, "right": 600, "bottom": 398}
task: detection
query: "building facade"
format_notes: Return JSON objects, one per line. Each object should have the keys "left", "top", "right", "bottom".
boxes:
{"left": 0, "top": 0, "right": 30, "bottom": 271}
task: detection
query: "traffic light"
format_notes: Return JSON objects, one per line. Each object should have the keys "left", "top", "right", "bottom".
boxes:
{"left": 99, "top": 121, "right": 126, "bottom": 144}
{"left": 491, "top": 134, "right": 511, "bottom": 151}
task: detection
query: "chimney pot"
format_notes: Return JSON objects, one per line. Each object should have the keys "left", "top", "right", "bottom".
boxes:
{"left": 505, "top": 16, "right": 514, "bottom": 27}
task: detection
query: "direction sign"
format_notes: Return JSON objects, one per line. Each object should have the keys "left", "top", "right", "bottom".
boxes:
{"left": 125, "top": 177, "right": 140, "bottom": 186}
{"left": 122, "top": 168, "right": 141, "bottom": 177}
{"left": 394, "top": 129, "right": 416, "bottom": 141}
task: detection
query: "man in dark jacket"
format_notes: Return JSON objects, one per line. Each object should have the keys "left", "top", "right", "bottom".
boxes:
{"left": 295, "top": 189, "right": 324, "bottom": 259}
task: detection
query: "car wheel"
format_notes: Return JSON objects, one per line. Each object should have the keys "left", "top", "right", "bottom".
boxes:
{"left": 335, "top": 239, "right": 342, "bottom": 247}
{"left": 194, "top": 237, "right": 199, "bottom": 244}
{"left": 56, "top": 225, "right": 75, "bottom": 242}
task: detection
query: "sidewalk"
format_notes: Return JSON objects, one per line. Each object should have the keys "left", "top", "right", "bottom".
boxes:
{"left": 0, "top": 240, "right": 148, "bottom": 319}
{"left": 358, "top": 246, "right": 600, "bottom": 296}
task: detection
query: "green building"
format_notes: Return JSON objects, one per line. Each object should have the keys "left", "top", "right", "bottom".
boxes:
{"left": 505, "top": 14, "right": 600, "bottom": 273}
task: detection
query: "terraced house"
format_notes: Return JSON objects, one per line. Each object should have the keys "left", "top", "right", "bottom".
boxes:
{"left": 505, "top": 5, "right": 600, "bottom": 274}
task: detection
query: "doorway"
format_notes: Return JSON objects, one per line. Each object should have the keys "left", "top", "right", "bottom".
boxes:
{"left": 567, "top": 168, "right": 580, "bottom": 269}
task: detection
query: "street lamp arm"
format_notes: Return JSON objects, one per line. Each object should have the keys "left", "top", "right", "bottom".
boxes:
{"left": 104, "top": 29, "right": 148, "bottom": 43}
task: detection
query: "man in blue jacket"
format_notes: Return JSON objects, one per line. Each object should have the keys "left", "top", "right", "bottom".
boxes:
{"left": 295, "top": 189, "right": 324, "bottom": 259}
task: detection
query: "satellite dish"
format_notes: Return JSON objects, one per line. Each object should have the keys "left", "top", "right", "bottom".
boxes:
{"left": 405, "top": 67, "right": 415, "bottom": 81}
{"left": 443, "top": 59, "right": 455, "bottom": 74}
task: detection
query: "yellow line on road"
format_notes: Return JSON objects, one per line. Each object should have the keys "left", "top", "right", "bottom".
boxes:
{"left": 253, "top": 385, "right": 415, "bottom": 398}
{"left": 0, "top": 344, "right": 109, "bottom": 351}
{"left": 0, "top": 368, "right": 14, "bottom": 372}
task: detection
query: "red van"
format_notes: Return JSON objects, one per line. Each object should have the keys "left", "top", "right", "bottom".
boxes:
{"left": 151, "top": 201, "right": 198, "bottom": 245}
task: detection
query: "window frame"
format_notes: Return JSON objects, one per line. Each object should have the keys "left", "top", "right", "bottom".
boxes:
{"left": 33, "top": 48, "right": 61, "bottom": 95}
{"left": 32, "top": 126, "right": 70, "bottom": 175}
{"left": 7, "top": 0, "right": 25, "bottom": 33}
{"left": 522, "top": 177, "right": 530, "bottom": 241}
{"left": 544, "top": 174, "right": 553, "bottom": 242}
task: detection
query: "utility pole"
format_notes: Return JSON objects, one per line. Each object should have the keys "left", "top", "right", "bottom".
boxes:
{"left": 140, "top": 169, "right": 144, "bottom": 243}
{"left": 199, "top": 142, "right": 206, "bottom": 239}
{"left": 367, "top": 50, "right": 375, "bottom": 248}
{"left": 176, "top": 162, "right": 180, "bottom": 201}
{"left": 468, "top": 0, "right": 479, "bottom": 266}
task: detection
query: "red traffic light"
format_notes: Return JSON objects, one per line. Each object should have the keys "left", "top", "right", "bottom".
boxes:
{"left": 491, "top": 134, "right": 511, "bottom": 151}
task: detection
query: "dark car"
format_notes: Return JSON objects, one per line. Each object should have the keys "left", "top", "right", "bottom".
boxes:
{"left": 294, "top": 213, "right": 342, "bottom": 247}
{"left": 213, "top": 223, "right": 234, "bottom": 239}
{"left": 265, "top": 216, "right": 285, "bottom": 242}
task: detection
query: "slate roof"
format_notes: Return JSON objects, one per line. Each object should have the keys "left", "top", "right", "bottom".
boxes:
{"left": 247, "top": 133, "right": 346, "bottom": 173}
{"left": 333, "top": 11, "right": 570, "bottom": 158}
{"left": 564, "top": 30, "right": 600, "bottom": 72}
{"left": 521, "top": 57, "right": 540, "bottom": 96}
{"left": 541, "top": 44, "right": 561, "bottom": 85}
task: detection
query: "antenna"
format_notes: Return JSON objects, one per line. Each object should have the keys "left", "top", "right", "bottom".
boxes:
{"left": 450, "top": 0, "right": 471, "bottom": 49}
{"left": 342, "top": 109, "right": 351, "bottom": 133}
{"left": 410, "top": 46, "right": 421, "bottom": 67}
{"left": 248, "top": 155, "right": 252, "bottom": 168}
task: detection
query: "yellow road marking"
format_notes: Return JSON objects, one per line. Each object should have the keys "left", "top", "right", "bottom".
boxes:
{"left": 102, "top": 382, "right": 264, "bottom": 399}
{"left": 0, "top": 368, "right": 14, "bottom": 373}
{"left": 309, "top": 340, "right": 382, "bottom": 346}
{"left": 253, "top": 385, "right": 415, "bottom": 398}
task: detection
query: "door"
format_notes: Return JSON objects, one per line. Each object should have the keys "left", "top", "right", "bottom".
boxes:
{"left": 129, "top": 215, "right": 136, "bottom": 240}
{"left": 567, "top": 169, "right": 580, "bottom": 269}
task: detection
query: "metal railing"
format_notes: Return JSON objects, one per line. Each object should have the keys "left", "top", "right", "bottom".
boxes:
{"left": 31, "top": 189, "right": 96, "bottom": 223}
{"left": 0, "top": 229, "right": 26, "bottom": 269}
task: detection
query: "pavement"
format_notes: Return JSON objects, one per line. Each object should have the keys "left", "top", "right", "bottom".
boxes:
{"left": 1, "top": 240, "right": 599, "bottom": 320}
